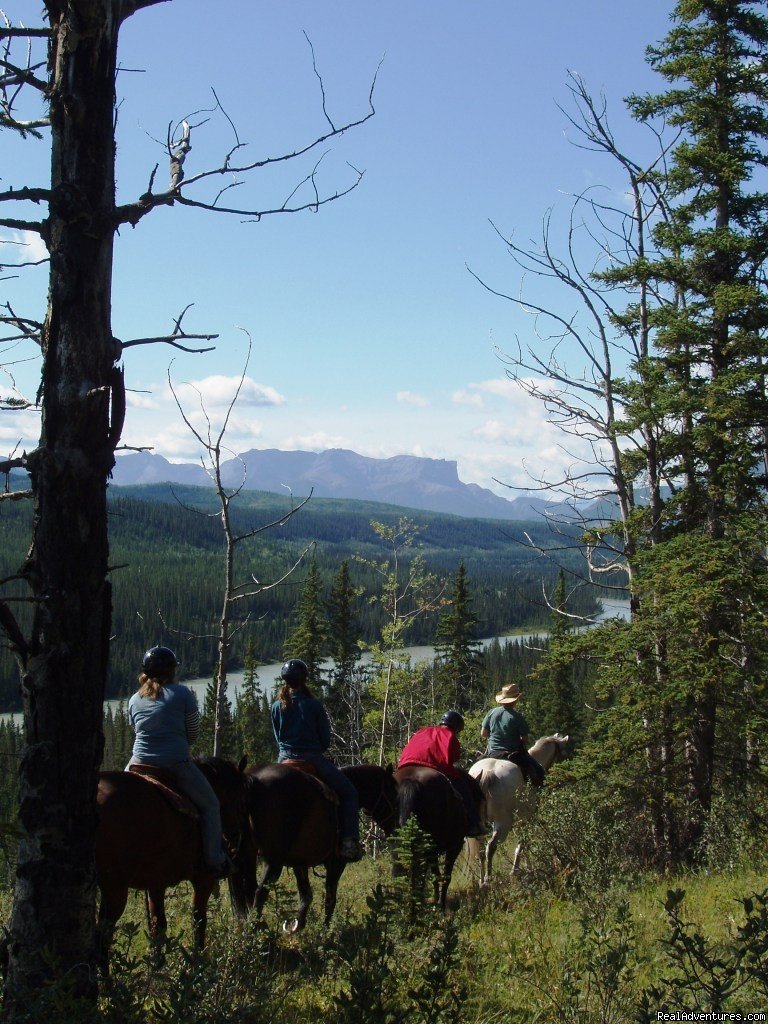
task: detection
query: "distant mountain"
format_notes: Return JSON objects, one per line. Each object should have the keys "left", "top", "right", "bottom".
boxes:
{"left": 110, "top": 448, "right": 572, "bottom": 521}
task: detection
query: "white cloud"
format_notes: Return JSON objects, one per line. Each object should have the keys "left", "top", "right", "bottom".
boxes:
{"left": 396, "top": 390, "right": 429, "bottom": 408}
{"left": 451, "top": 389, "right": 484, "bottom": 408}
{"left": 468, "top": 378, "right": 523, "bottom": 401}
{"left": 0, "top": 408, "right": 41, "bottom": 456}
{"left": 169, "top": 376, "right": 286, "bottom": 408}
{"left": 280, "top": 431, "right": 349, "bottom": 451}
{"left": 0, "top": 230, "right": 48, "bottom": 266}
{"left": 126, "top": 391, "right": 161, "bottom": 410}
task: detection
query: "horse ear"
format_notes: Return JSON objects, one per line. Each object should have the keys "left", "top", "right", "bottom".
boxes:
{"left": 385, "top": 763, "right": 394, "bottom": 776}
{"left": 238, "top": 755, "right": 248, "bottom": 773}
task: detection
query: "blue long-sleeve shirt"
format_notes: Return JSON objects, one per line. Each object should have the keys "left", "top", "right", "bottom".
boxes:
{"left": 128, "top": 683, "right": 199, "bottom": 765}
{"left": 271, "top": 691, "right": 331, "bottom": 758}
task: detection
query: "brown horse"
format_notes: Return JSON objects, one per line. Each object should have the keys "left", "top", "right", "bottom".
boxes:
{"left": 393, "top": 765, "right": 481, "bottom": 909}
{"left": 229, "top": 762, "right": 398, "bottom": 932}
{"left": 95, "top": 756, "right": 247, "bottom": 966}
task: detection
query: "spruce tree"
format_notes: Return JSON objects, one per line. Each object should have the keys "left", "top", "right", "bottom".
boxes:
{"left": 528, "top": 571, "right": 582, "bottom": 742}
{"left": 434, "top": 562, "right": 484, "bottom": 712}
{"left": 283, "top": 553, "right": 329, "bottom": 685}
{"left": 326, "top": 560, "right": 365, "bottom": 760}
{"left": 617, "top": 0, "right": 768, "bottom": 853}
{"left": 234, "top": 640, "right": 275, "bottom": 766}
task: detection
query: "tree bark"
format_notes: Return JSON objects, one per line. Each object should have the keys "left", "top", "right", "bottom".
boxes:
{"left": 5, "top": 0, "right": 121, "bottom": 1005}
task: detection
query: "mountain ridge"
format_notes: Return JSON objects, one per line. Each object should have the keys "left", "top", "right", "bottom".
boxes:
{"left": 111, "top": 447, "right": 570, "bottom": 521}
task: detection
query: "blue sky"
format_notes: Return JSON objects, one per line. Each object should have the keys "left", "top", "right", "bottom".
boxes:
{"left": 2, "top": 0, "right": 673, "bottom": 496}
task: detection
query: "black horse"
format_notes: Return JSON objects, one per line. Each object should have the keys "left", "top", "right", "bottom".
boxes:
{"left": 393, "top": 765, "right": 482, "bottom": 909}
{"left": 229, "top": 762, "right": 398, "bottom": 931}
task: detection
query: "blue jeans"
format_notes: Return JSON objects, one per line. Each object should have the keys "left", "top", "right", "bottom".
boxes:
{"left": 279, "top": 753, "right": 359, "bottom": 841}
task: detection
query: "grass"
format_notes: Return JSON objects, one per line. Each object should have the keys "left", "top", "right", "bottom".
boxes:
{"left": 2, "top": 829, "right": 768, "bottom": 1022}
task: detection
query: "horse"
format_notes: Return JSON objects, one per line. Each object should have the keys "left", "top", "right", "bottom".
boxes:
{"left": 393, "top": 765, "right": 481, "bottom": 909}
{"left": 468, "top": 733, "right": 569, "bottom": 884}
{"left": 229, "top": 762, "right": 398, "bottom": 932}
{"left": 94, "top": 755, "right": 247, "bottom": 967}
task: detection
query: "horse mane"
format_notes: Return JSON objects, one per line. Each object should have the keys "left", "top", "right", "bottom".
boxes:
{"left": 529, "top": 734, "right": 565, "bottom": 755}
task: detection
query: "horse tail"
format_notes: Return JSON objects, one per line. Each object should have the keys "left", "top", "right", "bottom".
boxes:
{"left": 396, "top": 777, "right": 421, "bottom": 828}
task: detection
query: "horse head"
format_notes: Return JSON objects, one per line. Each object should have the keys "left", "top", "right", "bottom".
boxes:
{"left": 341, "top": 763, "right": 399, "bottom": 837}
{"left": 530, "top": 733, "right": 570, "bottom": 770}
{"left": 194, "top": 756, "right": 249, "bottom": 864}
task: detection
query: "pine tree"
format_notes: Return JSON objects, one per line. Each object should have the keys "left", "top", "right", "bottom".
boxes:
{"left": 234, "top": 640, "right": 275, "bottom": 766}
{"left": 283, "top": 553, "right": 329, "bottom": 685}
{"left": 434, "top": 562, "right": 484, "bottom": 713}
{"left": 528, "top": 571, "right": 582, "bottom": 741}
{"left": 615, "top": 0, "right": 768, "bottom": 854}
{"left": 198, "top": 675, "right": 235, "bottom": 759}
{"left": 326, "top": 560, "right": 364, "bottom": 757}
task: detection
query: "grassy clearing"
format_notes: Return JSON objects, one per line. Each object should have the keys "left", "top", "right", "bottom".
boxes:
{"left": 3, "top": 835, "right": 767, "bottom": 1024}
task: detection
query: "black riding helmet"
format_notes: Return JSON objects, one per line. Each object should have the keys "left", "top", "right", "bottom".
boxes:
{"left": 142, "top": 645, "right": 179, "bottom": 677}
{"left": 440, "top": 709, "right": 465, "bottom": 732}
{"left": 281, "top": 658, "right": 309, "bottom": 685}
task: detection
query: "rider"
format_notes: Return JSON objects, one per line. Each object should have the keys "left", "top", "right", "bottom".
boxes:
{"left": 127, "top": 645, "right": 234, "bottom": 878}
{"left": 398, "top": 710, "right": 485, "bottom": 837}
{"left": 271, "top": 658, "right": 362, "bottom": 862}
{"left": 480, "top": 683, "right": 545, "bottom": 787}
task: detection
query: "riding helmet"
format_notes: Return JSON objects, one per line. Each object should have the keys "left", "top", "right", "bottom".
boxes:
{"left": 281, "top": 658, "right": 309, "bottom": 685}
{"left": 440, "top": 709, "right": 465, "bottom": 732}
{"left": 142, "top": 645, "right": 179, "bottom": 676}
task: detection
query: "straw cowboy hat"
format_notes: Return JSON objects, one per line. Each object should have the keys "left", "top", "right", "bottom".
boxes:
{"left": 495, "top": 683, "right": 522, "bottom": 706}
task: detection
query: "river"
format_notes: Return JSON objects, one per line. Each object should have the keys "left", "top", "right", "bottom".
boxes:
{"left": 0, "top": 597, "right": 629, "bottom": 726}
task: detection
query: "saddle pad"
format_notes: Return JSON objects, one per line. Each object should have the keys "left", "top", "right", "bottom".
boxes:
{"left": 128, "top": 764, "right": 198, "bottom": 818}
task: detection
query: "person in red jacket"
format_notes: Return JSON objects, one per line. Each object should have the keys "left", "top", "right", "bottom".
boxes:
{"left": 398, "top": 710, "right": 485, "bottom": 837}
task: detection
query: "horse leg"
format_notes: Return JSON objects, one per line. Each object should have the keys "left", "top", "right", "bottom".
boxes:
{"left": 192, "top": 882, "right": 214, "bottom": 949}
{"left": 97, "top": 885, "right": 129, "bottom": 976}
{"left": 438, "top": 850, "right": 460, "bottom": 910}
{"left": 485, "top": 824, "right": 509, "bottom": 884}
{"left": 511, "top": 840, "right": 523, "bottom": 875}
{"left": 255, "top": 861, "right": 283, "bottom": 919}
{"left": 323, "top": 860, "right": 346, "bottom": 927}
{"left": 145, "top": 888, "right": 168, "bottom": 939}
{"left": 285, "top": 866, "right": 313, "bottom": 933}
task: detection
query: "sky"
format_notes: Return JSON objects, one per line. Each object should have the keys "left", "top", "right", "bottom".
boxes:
{"left": 2, "top": 0, "right": 674, "bottom": 498}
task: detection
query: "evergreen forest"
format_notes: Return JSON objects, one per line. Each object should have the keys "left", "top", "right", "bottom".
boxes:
{"left": 0, "top": 483, "right": 601, "bottom": 709}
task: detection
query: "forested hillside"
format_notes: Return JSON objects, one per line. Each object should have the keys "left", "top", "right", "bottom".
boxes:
{"left": 0, "top": 483, "right": 600, "bottom": 710}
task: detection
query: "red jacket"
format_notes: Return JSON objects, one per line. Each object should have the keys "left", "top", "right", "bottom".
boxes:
{"left": 397, "top": 726, "right": 461, "bottom": 779}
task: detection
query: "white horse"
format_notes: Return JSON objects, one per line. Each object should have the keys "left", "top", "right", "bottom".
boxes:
{"left": 468, "top": 733, "right": 569, "bottom": 885}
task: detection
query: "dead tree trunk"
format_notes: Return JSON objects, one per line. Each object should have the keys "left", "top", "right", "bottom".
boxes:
{"left": 5, "top": 1, "right": 122, "bottom": 1003}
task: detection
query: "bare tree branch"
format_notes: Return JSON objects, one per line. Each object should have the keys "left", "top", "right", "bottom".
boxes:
{"left": 114, "top": 56, "right": 382, "bottom": 228}
{"left": 120, "top": 305, "right": 218, "bottom": 354}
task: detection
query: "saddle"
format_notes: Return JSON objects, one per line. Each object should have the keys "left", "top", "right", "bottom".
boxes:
{"left": 493, "top": 751, "right": 544, "bottom": 788}
{"left": 280, "top": 759, "right": 339, "bottom": 805}
{"left": 128, "top": 764, "right": 199, "bottom": 817}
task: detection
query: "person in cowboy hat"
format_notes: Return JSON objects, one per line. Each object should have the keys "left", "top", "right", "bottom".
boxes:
{"left": 480, "top": 684, "right": 545, "bottom": 787}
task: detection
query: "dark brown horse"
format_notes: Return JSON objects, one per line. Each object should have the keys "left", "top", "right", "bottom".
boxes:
{"left": 95, "top": 756, "right": 247, "bottom": 966}
{"left": 229, "top": 762, "right": 398, "bottom": 932}
{"left": 394, "top": 765, "right": 480, "bottom": 909}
